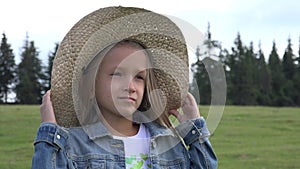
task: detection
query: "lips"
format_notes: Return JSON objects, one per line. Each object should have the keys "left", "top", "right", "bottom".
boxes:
{"left": 118, "top": 96, "right": 136, "bottom": 102}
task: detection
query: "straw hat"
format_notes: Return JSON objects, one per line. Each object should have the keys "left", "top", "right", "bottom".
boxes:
{"left": 50, "top": 6, "right": 189, "bottom": 127}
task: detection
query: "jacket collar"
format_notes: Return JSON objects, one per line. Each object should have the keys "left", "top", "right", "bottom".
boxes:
{"left": 83, "top": 122, "right": 111, "bottom": 140}
{"left": 83, "top": 120, "right": 176, "bottom": 140}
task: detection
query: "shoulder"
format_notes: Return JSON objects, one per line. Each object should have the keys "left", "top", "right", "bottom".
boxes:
{"left": 34, "top": 122, "right": 69, "bottom": 149}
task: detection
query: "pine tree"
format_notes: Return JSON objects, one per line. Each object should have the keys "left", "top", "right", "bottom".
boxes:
{"left": 292, "top": 37, "right": 300, "bottom": 106}
{"left": 243, "top": 41, "right": 258, "bottom": 105}
{"left": 15, "top": 35, "right": 45, "bottom": 104}
{"left": 256, "top": 42, "right": 271, "bottom": 105}
{"left": 0, "top": 33, "right": 16, "bottom": 103}
{"left": 268, "top": 41, "right": 290, "bottom": 106}
{"left": 190, "top": 23, "right": 223, "bottom": 105}
{"left": 45, "top": 42, "right": 59, "bottom": 91}
{"left": 282, "top": 37, "right": 296, "bottom": 80}
{"left": 191, "top": 46, "right": 210, "bottom": 104}
{"left": 281, "top": 37, "right": 296, "bottom": 106}
{"left": 227, "top": 32, "right": 256, "bottom": 105}
{"left": 294, "top": 37, "right": 300, "bottom": 106}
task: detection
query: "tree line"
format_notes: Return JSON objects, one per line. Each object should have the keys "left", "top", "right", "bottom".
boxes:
{"left": 0, "top": 33, "right": 57, "bottom": 104}
{"left": 0, "top": 28, "right": 299, "bottom": 106}
{"left": 191, "top": 24, "right": 300, "bottom": 106}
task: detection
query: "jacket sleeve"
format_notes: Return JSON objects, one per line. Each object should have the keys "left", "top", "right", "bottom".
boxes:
{"left": 31, "top": 122, "right": 70, "bottom": 169}
{"left": 176, "top": 117, "right": 218, "bottom": 169}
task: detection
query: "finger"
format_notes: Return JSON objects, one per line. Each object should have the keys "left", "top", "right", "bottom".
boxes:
{"left": 168, "top": 109, "right": 180, "bottom": 118}
{"left": 42, "top": 91, "right": 49, "bottom": 103}
{"left": 182, "top": 93, "right": 196, "bottom": 107}
{"left": 169, "top": 109, "right": 185, "bottom": 123}
{"left": 40, "top": 90, "right": 57, "bottom": 124}
{"left": 44, "top": 90, "right": 51, "bottom": 102}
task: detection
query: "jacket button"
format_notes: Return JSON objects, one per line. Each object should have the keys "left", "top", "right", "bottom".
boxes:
{"left": 192, "top": 130, "right": 196, "bottom": 134}
{"left": 56, "top": 135, "right": 61, "bottom": 139}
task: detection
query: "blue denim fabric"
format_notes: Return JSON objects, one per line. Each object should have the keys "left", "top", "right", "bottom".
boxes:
{"left": 31, "top": 117, "right": 217, "bottom": 169}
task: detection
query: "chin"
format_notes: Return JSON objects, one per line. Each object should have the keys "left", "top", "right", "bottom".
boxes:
{"left": 116, "top": 108, "right": 136, "bottom": 117}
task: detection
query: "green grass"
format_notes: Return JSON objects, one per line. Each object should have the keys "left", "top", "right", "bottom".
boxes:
{"left": 203, "top": 106, "right": 300, "bottom": 169}
{"left": 0, "top": 105, "right": 299, "bottom": 169}
{"left": 0, "top": 105, "right": 40, "bottom": 169}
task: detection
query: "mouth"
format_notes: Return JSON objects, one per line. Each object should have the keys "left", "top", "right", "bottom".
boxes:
{"left": 118, "top": 96, "right": 136, "bottom": 102}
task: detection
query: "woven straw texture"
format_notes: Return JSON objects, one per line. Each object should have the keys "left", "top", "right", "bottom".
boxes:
{"left": 51, "top": 6, "right": 189, "bottom": 127}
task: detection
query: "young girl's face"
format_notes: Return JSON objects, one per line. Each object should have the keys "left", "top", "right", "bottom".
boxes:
{"left": 95, "top": 44, "right": 148, "bottom": 119}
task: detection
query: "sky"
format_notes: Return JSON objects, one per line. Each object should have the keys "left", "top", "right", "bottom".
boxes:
{"left": 1, "top": 0, "right": 299, "bottom": 65}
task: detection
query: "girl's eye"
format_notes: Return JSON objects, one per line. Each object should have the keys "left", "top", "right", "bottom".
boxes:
{"left": 110, "top": 72, "right": 121, "bottom": 76}
{"left": 136, "top": 75, "right": 145, "bottom": 80}
{"left": 135, "top": 71, "right": 146, "bottom": 81}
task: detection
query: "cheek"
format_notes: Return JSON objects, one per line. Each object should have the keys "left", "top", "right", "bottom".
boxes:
{"left": 138, "top": 83, "right": 145, "bottom": 93}
{"left": 96, "top": 77, "right": 114, "bottom": 91}
{"left": 137, "top": 83, "right": 146, "bottom": 97}
{"left": 95, "top": 79, "right": 111, "bottom": 99}
{"left": 99, "top": 79, "right": 122, "bottom": 100}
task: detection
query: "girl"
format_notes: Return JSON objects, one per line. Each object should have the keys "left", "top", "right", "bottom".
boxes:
{"left": 31, "top": 6, "right": 217, "bottom": 169}
{"left": 32, "top": 40, "right": 217, "bottom": 169}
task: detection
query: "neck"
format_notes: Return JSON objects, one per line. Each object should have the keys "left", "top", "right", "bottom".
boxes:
{"left": 99, "top": 111, "right": 139, "bottom": 137}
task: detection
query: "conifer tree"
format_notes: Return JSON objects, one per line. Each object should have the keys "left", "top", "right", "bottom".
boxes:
{"left": 190, "top": 23, "right": 223, "bottom": 105}
{"left": 294, "top": 37, "right": 300, "bottom": 106}
{"left": 191, "top": 46, "right": 210, "bottom": 104}
{"left": 243, "top": 41, "right": 258, "bottom": 105}
{"left": 281, "top": 37, "right": 296, "bottom": 105}
{"left": 227, "top": 32, "right": 255, "bottom": 105}
{"left": 45, "top": 43, "right": 59, "bottom": 91}
{"left": 0, "top": 33, "right": 16, "bottom": 103}
{"left": 282, "top": 37, "right": 296, "bottom": 80}
{"left": 15, "top": 35, "right": 45, "bottom": 104}
{"left": 268, "top": 41, "right": 289, "bottom": 106}
{"left": 256, "top": 42, "right": 271, "bottom": 105}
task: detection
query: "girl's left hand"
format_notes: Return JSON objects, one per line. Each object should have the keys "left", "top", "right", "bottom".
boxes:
{"left": 40, "top": 90, "right": 57, "bottom": 124}
{"left": 168, "top": 92, "right": 200, "bottom": 123}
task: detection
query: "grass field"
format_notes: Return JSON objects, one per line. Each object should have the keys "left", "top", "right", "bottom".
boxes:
{"left": 0, "top": 105, "right": 299, "bottom": 169}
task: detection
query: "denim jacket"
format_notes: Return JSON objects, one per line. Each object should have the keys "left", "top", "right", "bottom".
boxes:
{"left": 31, "top": 117, "right": 217, "bottom": 169}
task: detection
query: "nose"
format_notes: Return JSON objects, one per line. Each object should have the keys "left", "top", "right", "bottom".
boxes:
{"left": 125, "top": 77, "right": 136, "bottom": 93}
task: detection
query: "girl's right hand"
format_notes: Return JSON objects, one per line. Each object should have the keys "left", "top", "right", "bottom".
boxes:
{"left": 168, "top": 92, "right": 200, "bottom": 123}
{"left": 40, "top": 90, "right": 57, "bottom": 124}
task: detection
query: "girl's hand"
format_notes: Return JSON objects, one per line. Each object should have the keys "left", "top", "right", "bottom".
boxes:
{"left": 40, "top": 90, "right": 57, "bottom": 124}
{"left": 169, "top": 92, "right": 200, "bottom": 123}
